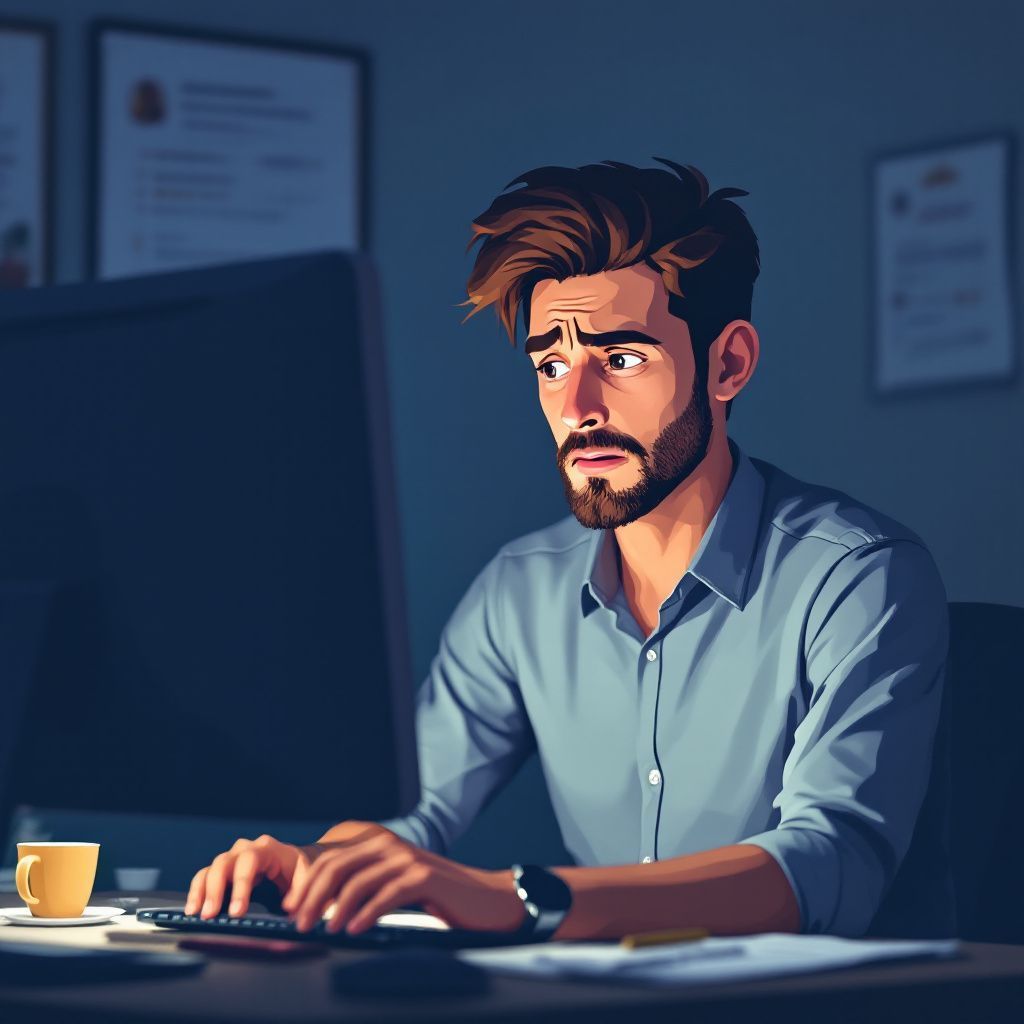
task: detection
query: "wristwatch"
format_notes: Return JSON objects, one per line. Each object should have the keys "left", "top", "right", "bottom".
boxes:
{"left": 510, "top": 864, "right": 573, "bottom": 942}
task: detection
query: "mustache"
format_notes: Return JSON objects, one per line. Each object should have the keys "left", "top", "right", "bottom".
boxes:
{"left": 557, "top": 428, "right": 648, "bottom": 470}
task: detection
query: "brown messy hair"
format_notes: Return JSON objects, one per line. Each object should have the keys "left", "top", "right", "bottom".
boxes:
{"left": 463, "top": 158, "right": 760, "bottom": 418}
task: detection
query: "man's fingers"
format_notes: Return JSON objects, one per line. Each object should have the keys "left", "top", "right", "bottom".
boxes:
{"left": 200, "top": 853, "right": 235, "bottom": 919}
{"left": 347, "top": 870, "right": 428, "bottom": 935}
{"left": 283, "top": 845, "right": 364, "bottom": 914}
{"left": 185, "top": 837, "right": 294, "bottom": 918}
{"left": 184, "top": 867, "right": 208, "bottom": 916}
{"left": 290, "top": 847, "right": 392, "bottom": 931}
{"left": 291, "top": 859, "right": 356, "bottom": 931}
{"left": 227, "top": 849, "right": 262, "bottom": 916}
{"left": 324, "top": 859, "right": 405, "bottom": 933}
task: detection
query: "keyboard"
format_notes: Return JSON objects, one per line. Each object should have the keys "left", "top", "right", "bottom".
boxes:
{"left": 137, "top": 909, "right": 535, "bottom": 950}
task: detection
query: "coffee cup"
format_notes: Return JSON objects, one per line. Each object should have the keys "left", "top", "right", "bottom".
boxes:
{"left": 15, "top": 842, "right": 99, "bottom": 918}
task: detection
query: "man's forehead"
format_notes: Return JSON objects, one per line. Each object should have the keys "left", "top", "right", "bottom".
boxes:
{"left": 530, "top": 266, "right": 662, "bottom": 331}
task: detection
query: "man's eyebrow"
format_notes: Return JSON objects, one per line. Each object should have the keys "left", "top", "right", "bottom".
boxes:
{"left": 524, "top": 327, "right": 562, "bottom": 355}
{"left": 524, "top": 327, "right": 663, "bottom": 355}
{"left": 579, "top": 329, "right": 664, "bottom": 348}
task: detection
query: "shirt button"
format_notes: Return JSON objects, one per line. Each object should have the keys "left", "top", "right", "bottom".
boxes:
{"left": 645, "top": 649, "right": 658, "bottom": 662}
{"left": 648, "top": 768, "right": 662, "bottom": 786}
{"left": 641, "top": 856, "right": 653, "bottom": 864}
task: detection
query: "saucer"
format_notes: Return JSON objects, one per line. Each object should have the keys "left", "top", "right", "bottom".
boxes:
{"left": 0, "top": 906, "right": 126, "bottom": 927}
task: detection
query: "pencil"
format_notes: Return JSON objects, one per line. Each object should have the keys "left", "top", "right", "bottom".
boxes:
{"left": 619, "top": 926, "right": 710, "bottom": 949}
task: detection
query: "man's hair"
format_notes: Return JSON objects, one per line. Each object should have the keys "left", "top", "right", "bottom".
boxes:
{"left": 463, "top": 159, "right": 760, "bottom": 419}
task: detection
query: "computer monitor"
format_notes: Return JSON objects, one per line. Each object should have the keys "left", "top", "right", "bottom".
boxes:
{"left": 0, "top": 252, "right": 418, "bottom": 827}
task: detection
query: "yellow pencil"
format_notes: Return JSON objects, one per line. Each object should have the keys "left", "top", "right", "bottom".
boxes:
{"left": 619, "top": 926, "right": 710, "bottom": 949}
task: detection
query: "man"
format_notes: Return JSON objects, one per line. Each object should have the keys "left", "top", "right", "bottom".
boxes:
{"left": 186, "top": 159, "right": 954, "bottom": 941}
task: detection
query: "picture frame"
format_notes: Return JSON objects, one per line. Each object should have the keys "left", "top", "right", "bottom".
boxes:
{"left": 0, "top": 18, "right": 54, "bottom": 287}
{"left": 869, "top": 132, "right": 1016, "bottom": 397}
{"left": 89, "top": 20, "right": 369, "bottom": 280}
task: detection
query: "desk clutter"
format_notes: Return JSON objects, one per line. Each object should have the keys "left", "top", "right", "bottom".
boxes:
{"left": 458, "top": 932, "right": 962, "bottom": 986}
{"left": 0, "top": 893, "right": 962, "bottom": 994}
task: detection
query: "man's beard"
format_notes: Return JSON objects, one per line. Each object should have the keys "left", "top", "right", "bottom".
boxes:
{"left": 557, "top": 375, "right": 714, "bottom": 530}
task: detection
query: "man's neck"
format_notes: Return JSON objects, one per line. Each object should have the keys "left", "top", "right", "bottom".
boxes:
{"left": 613, "top": 431, "right": 734, "bottom": 633}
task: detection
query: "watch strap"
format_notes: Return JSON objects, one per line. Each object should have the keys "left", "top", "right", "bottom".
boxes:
{"left": 510, "top": 863, "right": 571, "bottom": 942}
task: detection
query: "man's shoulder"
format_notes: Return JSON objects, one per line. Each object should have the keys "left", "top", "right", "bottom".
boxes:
{"left": 752, "top": 454, "right": 928, "bottom": 556}
{"left": 466, "top": 516, "right": 593, "bottom": 616}
{"left": 495, "top": 514, "right": 593, "bottom": 563}
{"left": 750, "top": 453, "right": 947, "bottom": 634}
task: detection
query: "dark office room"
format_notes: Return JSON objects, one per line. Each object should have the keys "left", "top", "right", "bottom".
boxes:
{"left": 0, "top": 0, "right": 1021, "bottom": 1020}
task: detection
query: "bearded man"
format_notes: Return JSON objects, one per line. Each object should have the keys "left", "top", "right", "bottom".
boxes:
{"left": 187, "top": 160, "right": 954, "bottom": 942}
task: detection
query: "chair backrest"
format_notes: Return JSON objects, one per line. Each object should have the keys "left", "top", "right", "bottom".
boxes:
{"left": 868, "top": 600, "right": 1024, "bottom": 941}
{"left": 946, "top": 601, "right": 1024, "bottom": 941}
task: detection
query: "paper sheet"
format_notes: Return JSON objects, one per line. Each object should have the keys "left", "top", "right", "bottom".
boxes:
{"left": 458, "top": 933, "right": 961, "bottom": 986}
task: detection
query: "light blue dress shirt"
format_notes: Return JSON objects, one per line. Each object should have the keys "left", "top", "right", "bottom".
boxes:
{"left": 377, "top": 440, "right": 953, "bottom": 937}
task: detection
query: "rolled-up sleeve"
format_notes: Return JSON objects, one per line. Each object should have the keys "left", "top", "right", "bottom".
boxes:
{"left": 374, "top": 551, "right": 536, "bottom": 855}
{"left": 739, "top": 539, "right": 949, "bottom": 937}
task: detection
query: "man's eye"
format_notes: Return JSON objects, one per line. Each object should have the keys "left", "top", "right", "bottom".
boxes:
{"left": 538, "top": 360, "right": 569, "bottom": 380}
{"left": 608, "top": 353, "right": 644, "bottom": 371}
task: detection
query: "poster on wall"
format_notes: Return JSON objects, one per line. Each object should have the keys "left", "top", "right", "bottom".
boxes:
{"left": 871, "top": 134, "right": 1016, "bottom": 394}
{"left": 91, "top": 21, "right": 367, "bottom": 279}
{"left": 0, "top": 21, "right": 52, "bottom": 288}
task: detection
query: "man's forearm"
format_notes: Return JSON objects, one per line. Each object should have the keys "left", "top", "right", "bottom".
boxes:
{"left": 547, "top": 844, "right": 801, "bottom": 941}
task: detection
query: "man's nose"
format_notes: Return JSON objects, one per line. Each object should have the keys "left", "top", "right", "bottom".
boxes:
{"left": 560, "top": 364, "right": 608, "bottom": 431}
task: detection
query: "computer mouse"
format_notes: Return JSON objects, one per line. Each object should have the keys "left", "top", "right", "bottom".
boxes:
{"left": 331, "top": 948, "right": 491, "bottom": 997}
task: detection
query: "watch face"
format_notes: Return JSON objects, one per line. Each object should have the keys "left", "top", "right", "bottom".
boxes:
{"left": 517, "top": 866, "right": 573, "bottom": 912}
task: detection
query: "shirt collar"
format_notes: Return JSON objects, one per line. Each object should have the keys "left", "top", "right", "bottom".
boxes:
{"left": 580, "top": 438, "right": 765, "bottom": 617}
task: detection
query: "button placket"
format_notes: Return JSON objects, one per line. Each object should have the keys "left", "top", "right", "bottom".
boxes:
{"left": 637, "top": 637, "right": 665, "bottom": 864}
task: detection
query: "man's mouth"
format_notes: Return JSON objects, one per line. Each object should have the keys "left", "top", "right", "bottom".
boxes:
{"left": 570, "top": 449, "right": 630, "bottom": 475}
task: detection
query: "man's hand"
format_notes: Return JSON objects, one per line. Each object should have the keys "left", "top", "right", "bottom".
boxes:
{"left": 185, "top": 834, "right": 308, "bottom": 918}
{"left": 280, "top": 822, "right": 527, "bottom": 935}
{"left": 184, "top": 822, "right": 400, "bottom": 919}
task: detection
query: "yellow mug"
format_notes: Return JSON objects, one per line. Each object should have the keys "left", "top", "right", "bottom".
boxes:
{"left": 16, "top": 842, "right": 100, "bottom": 918}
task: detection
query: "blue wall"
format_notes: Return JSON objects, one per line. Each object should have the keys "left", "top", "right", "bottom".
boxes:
{"left": 1, "top": 0, "right": 1021, "bottom": 884}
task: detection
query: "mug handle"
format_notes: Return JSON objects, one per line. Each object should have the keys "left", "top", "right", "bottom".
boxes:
{"left": 16, "top": 854, "right": 41, "bottom": 905}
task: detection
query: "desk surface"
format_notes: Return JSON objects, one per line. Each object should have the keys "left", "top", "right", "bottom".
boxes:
{"left": 1, "top": 893, "right": 1022, "bottom": 1024}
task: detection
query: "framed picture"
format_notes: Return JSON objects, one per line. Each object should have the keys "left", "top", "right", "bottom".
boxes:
{"left": 90, "top": 20, "right": 368, "bottom": 279}
{"left": 0, "top": 19, "right": 54, "bottom": 287}
{"left": 870, "top": 133, "right": 1016, "bottom": 395}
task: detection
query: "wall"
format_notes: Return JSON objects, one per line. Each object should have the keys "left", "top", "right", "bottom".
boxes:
{"left": 0, "top": 0, "right": 1020, "bottom": 882}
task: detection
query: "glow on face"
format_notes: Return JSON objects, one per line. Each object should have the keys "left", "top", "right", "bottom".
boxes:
{"left": 526, "top": 263, "right": 698, "bottom": 492}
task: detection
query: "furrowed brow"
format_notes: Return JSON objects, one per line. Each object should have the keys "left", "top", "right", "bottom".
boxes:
{"left": 524, "top": 327, "right": 664, "bottom": 355}
{"left": 524, "top": 327, "right": 563, "bottom": 355}
{"left": 577, "top": 329, "right": 663, "bottom": 347}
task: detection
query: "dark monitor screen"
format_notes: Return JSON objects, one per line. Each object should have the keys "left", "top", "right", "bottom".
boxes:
{"left": 0, "top": 252, "right": 418, "bottom": 823}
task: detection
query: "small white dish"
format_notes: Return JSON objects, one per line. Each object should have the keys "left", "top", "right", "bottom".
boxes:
{"left": 114, "top": 867, "right": 161, "bottom": 891}
{"left": 0, "top": 906, "right": 126, "bottom": 927}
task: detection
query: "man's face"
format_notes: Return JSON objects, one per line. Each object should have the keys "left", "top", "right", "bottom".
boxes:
{"left": 526, "top": 263, "right": 714, "bottom": 529}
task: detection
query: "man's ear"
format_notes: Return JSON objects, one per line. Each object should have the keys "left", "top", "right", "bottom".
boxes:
{"left": 710, "top": 320, "right": 759, "bottom": 402}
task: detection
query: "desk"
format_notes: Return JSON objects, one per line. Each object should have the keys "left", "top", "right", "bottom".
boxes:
{"left": 1, "top": 893, "right": 1023, "bottom": 1023}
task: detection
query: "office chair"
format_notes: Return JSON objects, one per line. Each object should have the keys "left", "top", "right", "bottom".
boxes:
{"left": 946, "top": 601, "right": 1024, "bottom": 942}
{"left": 873, "top": 600, "right": 1024, "bottom": 941}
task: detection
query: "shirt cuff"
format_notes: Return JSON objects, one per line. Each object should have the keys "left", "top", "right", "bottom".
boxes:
{"left": 372, "top": 811, "right": 441, "bottom": 853}
{"left": 738, "top": 828, "right": 836, "bottom": 936}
